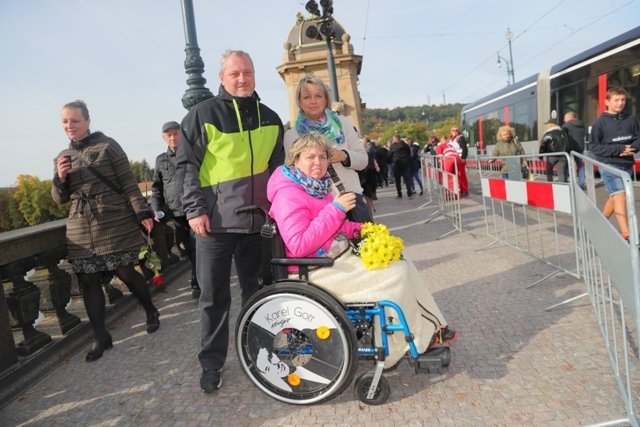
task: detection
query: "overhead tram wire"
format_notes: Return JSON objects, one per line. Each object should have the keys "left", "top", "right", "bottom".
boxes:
{"left": 515, "top": 0, "right": 637, "bottom": 71}
{"left": 361, "top": 0, "right": 371, "bottom": 56}
{"left": 439, "top": 0, "right": 637, "bottom": 101}
{"left": 454, "top": 1, "right": 637, "bottom": 104}
{"left": 442, "top": 0, "right": 565, "bottom": 97}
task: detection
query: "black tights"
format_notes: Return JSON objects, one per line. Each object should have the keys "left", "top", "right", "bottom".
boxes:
{"left": 78, "top": 264, "right": 157, "bottom": 340}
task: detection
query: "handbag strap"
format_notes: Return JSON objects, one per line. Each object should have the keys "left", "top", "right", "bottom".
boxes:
{"left": 326, "top": 164, "right": 347, "bottom": 193}
{"left": 74, "top": 151, "right": 124, "bottom": 196}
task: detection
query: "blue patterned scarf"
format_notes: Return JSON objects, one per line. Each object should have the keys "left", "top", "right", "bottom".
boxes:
{"left": 294, "top": 108, "right": 345, "bottom": 145}
{"left": 281, "top": 165, "right": 332, "bottom": 199}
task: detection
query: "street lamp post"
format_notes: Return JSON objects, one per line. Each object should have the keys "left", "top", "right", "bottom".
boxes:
{"left": 496, "top": 53, "right": 514, "bottom": 86}
{"left": 305, "top": 0, "right": 339, "bottom": 103}
{"left": 180, "top": 0, "right": 213, "bottom": 110}
{"left": 506, "top": 28, "right": 515, "bottom": 84}
{"left": 496, "top": 28, "right": 515, "bottom": 86}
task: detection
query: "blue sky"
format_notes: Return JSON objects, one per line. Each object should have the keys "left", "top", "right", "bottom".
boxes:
{"left": 1, "top": 0, "right": 638, "bottom": 186}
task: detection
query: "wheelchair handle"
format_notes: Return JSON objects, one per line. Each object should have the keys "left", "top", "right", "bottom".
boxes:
{"left": 234, "top": 205, "right": 267, "bottom": 218}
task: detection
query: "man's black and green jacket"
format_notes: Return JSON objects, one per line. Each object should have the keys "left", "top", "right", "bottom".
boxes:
{"left": 177, "top": 85, "right": 284, "bottom": 233}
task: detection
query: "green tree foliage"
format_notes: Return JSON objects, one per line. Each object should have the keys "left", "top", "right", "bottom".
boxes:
{"left": 12, "top": 175, "right": 69, "bottom": 227}
{"left": 361, "top": 103, "right": 464, "bottom": 143}
{"left": 0, "top": 188, "right": 26, "bottom": 232}
{"left": 2, "top": 157, "right": 151, "bottom": 232}
{"left": 130, "top": 159, "right": 153, "bottom": 182}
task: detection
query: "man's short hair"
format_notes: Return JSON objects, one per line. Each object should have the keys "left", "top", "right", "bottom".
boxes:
{"left": 606, "top": 86, "right": 628, "bottom": 99}
{"left": 219, "top": 50, "right": 254, "bottom": 73}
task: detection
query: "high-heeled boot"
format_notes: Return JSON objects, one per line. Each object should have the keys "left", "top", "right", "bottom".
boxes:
{"left": 86, "top": 332, "right": 113, "bottom": 362}
{"left": 146, "top": 309, "right": 160, "bottom": 334}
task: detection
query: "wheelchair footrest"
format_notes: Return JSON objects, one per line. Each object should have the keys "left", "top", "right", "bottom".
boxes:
{"left": 413, "top": 346, "right": 451, "bottom": 374}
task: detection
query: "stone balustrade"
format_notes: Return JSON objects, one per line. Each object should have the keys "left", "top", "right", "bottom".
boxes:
{"left": 0, "top": 219, "right": 129, "bottom": 407}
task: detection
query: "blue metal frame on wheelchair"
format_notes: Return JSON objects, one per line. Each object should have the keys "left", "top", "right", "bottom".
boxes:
{"left": 345, "top": 300, "right": 421, "bottom": 360}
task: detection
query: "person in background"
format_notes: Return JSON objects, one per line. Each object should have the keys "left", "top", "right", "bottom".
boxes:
{"left": 284, "top": 73, "right": 367, "bottom": 193}
{"left": 424, "top": 136, "right": 438, "bottom": 156}
{"left": 562, "top": 111, "right": 586, "bottom": 189}
{"left": 448, "top": 127, "right": 469, "bottom": 196}
{"left": 408, "top": 139, "right": 424, "bottom": 196}
{"left": 385, "top": 140, "right": 395, "bottom": 184}
{"left": 359, "top": 137, "right": 378, "bottom": 204}
{"left": 52, "top": 100, "right": 160, "bottom": 363}
{"left": 151, "top": 121, "right": 200, "bottom": 299}
{"left": 589, "top": 87, "right": 640, "bottom": 242}
{"left": 436, "top": 136, "right": 464, "bottom": 195}
{"left": 389, "top": 134, "right": 413, "bottom": 199}
{"left": 374, "top": 140, "right": 390, "bottom": 187}
{"left": 267, "top": 133, "right": 458, "bottom": 368}
{"left": 177, "top": 50, "right": 284, "bottom": 393}
{"left": 539, "top": 119, "right": 569, "bottom": 182}
{"left": 490, "top": 126, "right": 525, "bottom": 180}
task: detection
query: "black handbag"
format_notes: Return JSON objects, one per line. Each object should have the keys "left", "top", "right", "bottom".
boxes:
{"left": 327, "top": 165, "right": 374, "bottom": 223}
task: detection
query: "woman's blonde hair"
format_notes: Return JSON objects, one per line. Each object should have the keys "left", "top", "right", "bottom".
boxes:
{"left": 295, "top": 74, "right": 332, "bottom": 111}
{"left": 286, "top": 133, "right": 332, "bottom": 167}
{"left": 496, "top": 125, "right": 515, "bottom": 141}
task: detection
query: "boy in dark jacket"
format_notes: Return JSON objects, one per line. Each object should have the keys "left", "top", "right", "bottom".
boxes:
{"left": 589, "top": 87, "right": 640, "bottom": 241}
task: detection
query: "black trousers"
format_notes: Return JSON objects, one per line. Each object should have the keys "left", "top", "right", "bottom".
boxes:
{"left": 545, "top": 157, "right": 568, "bottom": 182}
{"left": 196, "top": 232, "right": 263, "bottom": 370}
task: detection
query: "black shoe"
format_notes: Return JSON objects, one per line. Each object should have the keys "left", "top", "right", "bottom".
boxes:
{"left": 86, "top": 333, "right": 113, "bottom": 362}
{"left": 419, "top": 191, "right": 424, "bottom": 196}
{"left": 192, "top": 287, "right": 201, "bottom": 299}
{"left": 395, "top": 195, "right": 402, "bottom": 199}
{"left": 428, "top": 326, "right": 458, "bottom": 349}
{"left": 200, "top": 368, "right": 223, "bottom": 393}
{"left": 146, "top": 309, "right": 160, "bottom": 334}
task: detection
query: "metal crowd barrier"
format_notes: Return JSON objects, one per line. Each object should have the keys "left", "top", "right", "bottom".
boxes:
{"left": 571, "top": 152, "right": 640, "bottom": 427}
{"left": 476, "top": 152, "right": 580, "bottom": 287}
{"left": 420, "top": 154, "right": 462, "bottom": 239}
{"left": 477, "top": 148, "right": 640, "bottom": 426}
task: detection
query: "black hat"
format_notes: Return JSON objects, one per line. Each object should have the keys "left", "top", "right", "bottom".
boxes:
{"left": 162, "top": 121, "right": 180, "bottom": 132}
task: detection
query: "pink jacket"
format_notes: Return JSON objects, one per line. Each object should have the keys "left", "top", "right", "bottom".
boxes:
{"left": 267, "top": 166, "right": 362, "bottom": 258}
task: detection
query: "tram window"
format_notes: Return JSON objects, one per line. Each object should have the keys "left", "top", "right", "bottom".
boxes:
{"left": 557, "top": 83, "right": 585, "bottom": 124}
{"left": 512, "top": 98, "right": 535, "bottom": 141}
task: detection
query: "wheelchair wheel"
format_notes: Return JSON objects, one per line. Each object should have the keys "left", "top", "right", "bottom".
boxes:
{"left": 354, "top": 372, "right": 391, "bottom": 405}
{"left": 236, "top": 281, "right": 359, "bottom": 405}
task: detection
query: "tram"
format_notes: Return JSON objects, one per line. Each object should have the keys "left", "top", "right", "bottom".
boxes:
{"left": 461, "top": 25, "right": 640, "bottom": 157}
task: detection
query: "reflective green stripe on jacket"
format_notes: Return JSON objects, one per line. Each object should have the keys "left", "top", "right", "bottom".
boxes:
{"left": 200, "top": 122, "right": 280, "bottom": 186}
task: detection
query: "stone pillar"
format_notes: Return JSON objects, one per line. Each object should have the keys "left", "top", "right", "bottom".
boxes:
{"left": 5, "top": 270, "right": 52, "bottom": 357}
{"left": 32, "top": 262, "right": 81, "bottom": 337}
{"left": 0, "top": 278, "right": 18, "bottom": 372}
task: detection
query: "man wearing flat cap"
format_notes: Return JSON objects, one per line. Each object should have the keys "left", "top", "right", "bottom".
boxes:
{"left": 151, "top": 121, "right": 200, "bottom": 298}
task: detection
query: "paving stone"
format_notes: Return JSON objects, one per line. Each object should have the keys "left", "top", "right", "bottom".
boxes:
{"left": 1, "top": 179, "right": 636, "bottom": 426}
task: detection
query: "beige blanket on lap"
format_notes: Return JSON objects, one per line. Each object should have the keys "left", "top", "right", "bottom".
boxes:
{"left": 302, "top": 251, "right": 447, "bottom": 367}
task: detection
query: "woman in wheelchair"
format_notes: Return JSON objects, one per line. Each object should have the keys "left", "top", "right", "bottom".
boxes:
{"left": 266, "top": 133, "right": 458, "bottom": 369}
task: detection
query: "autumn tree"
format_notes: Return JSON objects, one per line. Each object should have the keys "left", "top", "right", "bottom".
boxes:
{"left": 130, "top": 160, "right": 153, "bottom": 182}
{"left": 12, "top": 175, "right": 69, "bottom": 227}
{"left": 0, "top": 188, "right": 26, "bottom": 232}
{"left": 361, "top": 103, "right": 464, "bottom": 143}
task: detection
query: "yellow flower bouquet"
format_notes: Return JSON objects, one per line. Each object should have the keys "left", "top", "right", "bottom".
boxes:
{"left": 351, "top": 222, "right": 404, "bottom": 270}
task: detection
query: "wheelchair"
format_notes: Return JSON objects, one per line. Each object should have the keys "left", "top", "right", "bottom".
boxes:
{"left": 234, "top": 206, "right": 452, "bottom": 405}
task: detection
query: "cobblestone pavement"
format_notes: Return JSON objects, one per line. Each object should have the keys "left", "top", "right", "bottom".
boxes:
{"left": 0, "top": 178, "right": 632, "bottom": 426}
